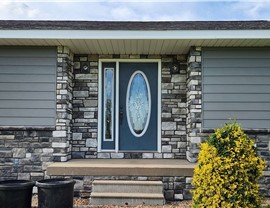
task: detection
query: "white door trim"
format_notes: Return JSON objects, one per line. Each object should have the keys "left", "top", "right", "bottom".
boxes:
{"left": 98, "top": 59, "right": 162, "bottom": 153}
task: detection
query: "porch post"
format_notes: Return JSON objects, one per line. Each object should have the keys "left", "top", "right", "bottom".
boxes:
{"left": 52, "top": 46, "right": 74, "bottom": 162}
{"left": 186, "top": 47, "right": 202, "bottom": 163}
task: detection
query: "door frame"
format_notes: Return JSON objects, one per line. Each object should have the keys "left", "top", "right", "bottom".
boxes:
{"left": 98, "top": 59, "right": 162, "bottom": 153}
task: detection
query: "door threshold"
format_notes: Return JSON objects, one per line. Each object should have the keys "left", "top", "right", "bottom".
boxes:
{"left": 118, "top": 151, "right": 158, "bottom": 153}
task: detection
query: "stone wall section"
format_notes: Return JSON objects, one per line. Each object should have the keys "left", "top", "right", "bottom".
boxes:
{"left": 161, "top": 55, "right": 187, "bottom": 159}
{"left": 251, "top": 132, "right": 270, "bottom": 197}
{"left": 52, "top": 46, "right": 74, "bottom": 163}
{"left": 71, "top": 54, "right": 187, "bottom": 159}
{"left": 186, "top": 47, "right": 208, "bottom": 163}
{"left": 72, "top": 54, "right": 99, "bottom": 159}
{"left": 0, "top": 130, "right": 54, "bottom": 181}
{"left": 54, "top": 175, "right": 192, "bottom": 201}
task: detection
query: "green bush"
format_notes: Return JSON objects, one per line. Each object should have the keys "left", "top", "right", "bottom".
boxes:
{"left": 192, "top": 122, "right": 265, "bottom": 208}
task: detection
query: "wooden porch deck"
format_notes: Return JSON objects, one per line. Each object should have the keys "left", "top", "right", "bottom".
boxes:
{"left": 47, "top": 159, "right": 196, "bottom": 177}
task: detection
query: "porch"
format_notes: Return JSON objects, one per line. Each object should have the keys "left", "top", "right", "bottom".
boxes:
{"left": 47, "top": 159, "right": 195, "bottom": 201}
{"left": 47, "top": 159, "right": 196, "bottom": 177}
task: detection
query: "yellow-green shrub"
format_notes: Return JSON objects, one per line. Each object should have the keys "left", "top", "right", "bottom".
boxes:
{"left": 192, "top": 122, "right": 265, "bottom": 208}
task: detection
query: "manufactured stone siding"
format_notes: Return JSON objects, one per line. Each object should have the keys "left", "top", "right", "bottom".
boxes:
{"left": 71, "top": 54, "right": 187, "bottom": 159}
{"left": 53, "top": 46, "right": 74, "bottom": 162}
{"left": 252, "top": 133, "right": 270, "bottom": 196}
{"left": 186, "top": 47, "right": 205, "bottom": 163}
{"left": 72, "top": 54, "right": 99, "bottom": 159}
{"left": 0, "top": 130, "right": 53, "bottom": 181}
{"left": 54, "top": 175, "right": 193, "bottom": 201}
{"left": 161, "top": 55, "right": 187, "bottom": 159}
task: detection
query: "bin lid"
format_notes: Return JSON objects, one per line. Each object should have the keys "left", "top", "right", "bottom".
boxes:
{"left": 36, "top": 178, "right": 75, "bottom": 188}
{"left": 0, "top": 180, "right": 35, "bottom": 190}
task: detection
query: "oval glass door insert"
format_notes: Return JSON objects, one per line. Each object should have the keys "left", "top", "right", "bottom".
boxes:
{"left": 126, "top": 71, "right": 151, "bottom": 137}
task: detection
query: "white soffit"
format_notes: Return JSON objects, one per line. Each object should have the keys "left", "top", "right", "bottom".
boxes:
{"left": 0, "top": 30, "right": 269, "bottom": 54}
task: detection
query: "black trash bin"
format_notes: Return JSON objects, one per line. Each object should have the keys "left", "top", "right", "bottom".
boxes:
{"left": 36, "top": 178, "right": 75, "bottom": 208}
{"left": 0, "top": 180, "right": 35, "bottom": 208}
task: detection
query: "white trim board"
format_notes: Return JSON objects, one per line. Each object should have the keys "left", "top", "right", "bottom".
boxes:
{"left": 98, "top": 59, "right": 162, "bottom": 153}
{"left": 0, "top": 30, "right": 270, "bottom": 39}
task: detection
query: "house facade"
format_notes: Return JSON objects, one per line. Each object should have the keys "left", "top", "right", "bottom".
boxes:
{"left": 0, "top": 20, "right": 270, "bottom": 201}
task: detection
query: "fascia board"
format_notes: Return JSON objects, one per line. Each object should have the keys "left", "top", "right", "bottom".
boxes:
{"left": 0, "top": 30, "right": 269, "bottom": 40}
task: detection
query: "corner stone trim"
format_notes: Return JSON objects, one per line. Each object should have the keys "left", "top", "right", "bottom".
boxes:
{"left": 53, "top": 46, "right": 74, "bottom": 162}
{"left": 186, "top": 47, "right": 202, "bottom": 163}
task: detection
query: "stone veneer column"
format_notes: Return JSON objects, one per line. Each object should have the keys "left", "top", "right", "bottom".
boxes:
{"left": 161, "top": 55, "right": 187, "bottom": 159}
{"left": 52, "top": 46, "right": 74, "bottom": 162}
{"left": 72, "top": 54, "right": 99, "bottom": 159}
{"left": 186, "top": 47, "right": 202, "bottom": 163}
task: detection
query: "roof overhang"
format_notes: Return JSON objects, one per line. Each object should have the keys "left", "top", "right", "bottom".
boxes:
{"left": 1, "top": 29, "right": 270, "bottom": 39}
{"left": 0, "top": 21, "right": 270, "bottom": 54}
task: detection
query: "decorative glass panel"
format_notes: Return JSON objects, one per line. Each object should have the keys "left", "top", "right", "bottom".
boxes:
{"left": 103, "top": 68, "right": 114, "bottom": 141}
{"left": 126, "top": 71, "right": 151, "bottom": 137}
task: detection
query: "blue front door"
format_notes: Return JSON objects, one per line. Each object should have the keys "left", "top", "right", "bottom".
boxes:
{"left": 119, "top": 63, "right": 158, "bottom": 151}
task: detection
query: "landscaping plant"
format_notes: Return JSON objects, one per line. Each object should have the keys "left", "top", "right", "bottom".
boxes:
{"left": 192, "top": 122, "right": 265, "bottom": 208}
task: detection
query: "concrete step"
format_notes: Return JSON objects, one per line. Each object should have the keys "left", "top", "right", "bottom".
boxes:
{"left": 91, "top": 192, "right": 164, "bottom": 205}
{"left": 90, "top": 180, "right": 164, "bottom": 206}
{"left": 92, "top": 180, "right": 163, "bottom": 193}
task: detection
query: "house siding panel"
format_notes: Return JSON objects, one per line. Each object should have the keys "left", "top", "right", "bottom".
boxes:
{"left": 0, "top": 46, "right": 57, "bottom": 127}
{"left": 202, "top": 47, "right": 270, "bottom": 129}
{"left": 0, "top": 83, "right": 55, "bottom": 91}
{"left": 204, "top": 58, "right": 270, "bottom": 67}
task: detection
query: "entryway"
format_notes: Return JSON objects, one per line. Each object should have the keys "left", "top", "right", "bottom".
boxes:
{"left": 98, "top": 60, "right": 161, "bottom": 152}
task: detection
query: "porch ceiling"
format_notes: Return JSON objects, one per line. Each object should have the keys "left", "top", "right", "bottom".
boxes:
{"left": 0, "top": 38, "right": 270, "bottom": 55}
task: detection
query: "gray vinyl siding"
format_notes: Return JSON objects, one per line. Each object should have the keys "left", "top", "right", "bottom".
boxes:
{"left": 0, "top": 46, "right": 57, "bottom": 127}
{"left": 202, "top": 47, "right": 270, "bottom": 129}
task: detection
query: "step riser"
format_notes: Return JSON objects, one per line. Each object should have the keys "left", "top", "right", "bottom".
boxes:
{"left": 91, "top": 180, "right": 165, "bottom": 206}
{"left": 91, "top": 198, "right": 164, "bottom": 206}
{"left": 93, "top": 184, "right": 163, "bottom": 193}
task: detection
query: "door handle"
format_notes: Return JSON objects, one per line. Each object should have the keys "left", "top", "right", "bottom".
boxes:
{"left": 119, "top": 105, "right": 124, "bottom": 125}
